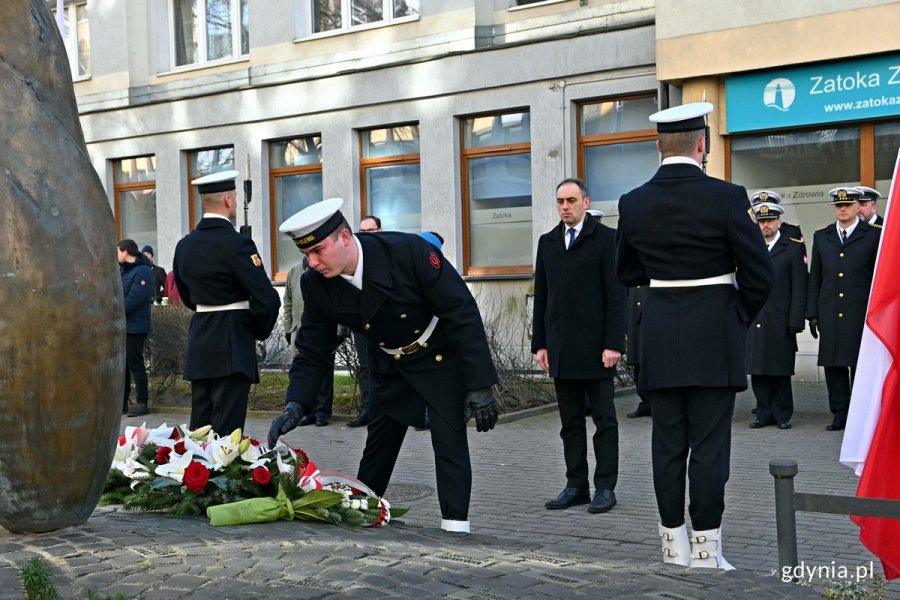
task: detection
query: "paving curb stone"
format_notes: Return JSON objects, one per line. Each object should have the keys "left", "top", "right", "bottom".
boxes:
{"left": 1, "top": 382, "right": 896, "bottom": 599}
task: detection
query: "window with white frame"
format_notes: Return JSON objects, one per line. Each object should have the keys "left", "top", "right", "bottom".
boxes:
{"left": 51, "top": 1, "right": 90, "bottom": 78}
{"left": 171, "top": 0, "right": 249, "bottom": 68}
{"left": 310, "top": 0, "right": 419, "bottom": 34}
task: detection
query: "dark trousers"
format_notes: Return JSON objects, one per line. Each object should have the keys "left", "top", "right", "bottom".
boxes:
{"left": 190, "top": 374, "right": 252, "bottom": 435}
{"left": 824, "top": 366, "right": 856, "bottom": 422}
{"left": 554, "top": 378, "right": 618, "bottom": 491}
{"left": 123, "top": 333, "right": 149, "bottom": 409}
{"left": 632, "top": 363, "right": 651, "bottom": 412}
{"left": 750, "top": 374, "right": 793, "bottom": 425}
{"left": 357, "top": 402, "right": 471, "bottom": 521}
{"left": 353, "top": 332, "right": 376, "bottom": 417}
{"left": 312, "top": 370, "right": 334, "bottom": 420}
{"left": 649, "top": 387, "right": 735, "bottom": 531}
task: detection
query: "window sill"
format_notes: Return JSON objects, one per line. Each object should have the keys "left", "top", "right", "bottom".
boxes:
{"left": 157, "top": 55, "right": 250, "bottom": 78}
{"left": 508, "top": 0, "right": 569, "bottom": 12}
{"left": 294, "top": 15, "right": 420, "bottom": 43}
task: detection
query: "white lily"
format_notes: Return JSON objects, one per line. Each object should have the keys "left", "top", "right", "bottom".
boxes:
{"left": 180, "top": 434, "right": 212, "bottom": 465}
{"left": 240, "top": 441, "right": 270, "bottom": 470}
{"left": 154, "top": 450, "right": 194, "bottom": 483}
{"left": 188, "top": 425, "right": 212, "bottom": 440}
{"left": 145, "top": 423, "right": 177, "bottom": 446}
{"left": 120, "top": 457, "right": 150, "bottom": 481}
{"left": 206, "top": 429, "right": 242, "bottom": 470}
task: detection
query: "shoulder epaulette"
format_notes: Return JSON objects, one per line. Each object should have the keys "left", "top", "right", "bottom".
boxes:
{"left": 816, "top": 225, "right": 831, "bottom": 233}
{"left": 784, "top": 221, "right": 799, "bottom": 227}
{"left": 789, "top": 237, "right": 804, "bottom": 244}
{"left": 871, "top": 223, "right": 883, "bottom": 229}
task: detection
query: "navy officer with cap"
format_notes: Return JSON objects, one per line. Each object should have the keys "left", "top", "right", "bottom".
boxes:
{"left": 268, "top": 198, "right": 499, "bottom": 533}
{"left": 617, "top": 102, "right": 774, "bottom": 570}
{"left": 746, "top": 202, "right": 808, "bottom": 430}
{"left": 750, "top": 191, "right": 804, "bottom": 243}
{"left": 855, "top": 185, "right": 884, "bottom": 226}
{"left": 806, "top": 186, "right": 881, "bottom": 431}
{"left": 173, "top": 170, "right": 281, "bottom": 436}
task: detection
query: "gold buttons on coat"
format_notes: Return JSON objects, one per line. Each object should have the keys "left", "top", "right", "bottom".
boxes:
{"left": 378, "top": 342, "right": 385, "bottom": 347}
{"left": 839, "top": 293, "right": 844, "bottom": 298}
{"left": 838, "top": 273, "right": 844, "bottom": 278}
{"left": 435, "top": 354, "right": 443, "bottom": 362}
{"left": 414, "top": 329, "right": 421, "bottom": 334}
{"left": 394, "top": 354, "right": 401, "bottom": 360}
{"left": 839, "top": 252, "right": 845, "bottom": 258}
{"left": 421, "top": 342, "right": 428, "bottom": 349}
{"left": 838, "top": 313, "right": 844, "bottom": 318}
{"left": 400, "top": 314, "right": 407, "bottom": 319}
{"left": 364, "top": 323, "right": 371, "bottom": 330}
{"left": 756, "top": 324, "right": 761, "bottom": 328}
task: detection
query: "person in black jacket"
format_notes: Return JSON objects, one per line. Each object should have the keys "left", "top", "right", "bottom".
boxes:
{"left": 750, "top": 190, "right": 804, "bottom": 243}
{"left": 118, "top": 239, "right": 153, "bottom": 417}
{"left": 141, "top": 245, "right": 167, "bottom": 304}
{"left": 617, "top": 102, "right": 774, "bottom": 570}
{"left": 855, "top": 185, "right": 884, "bottom": 226}
{"left": 268, "top": 198, "right": 498, "bottom": 534}
{"left": 173, "top": 171, "right": 281, "bottom": 436}
{"left": 806, "top": 187, "right": 881, "bottom": 431}
{"left": 532, "top": 178, "right": 626, "bottom": 515}
{"left": 746, "top": 203, "right": 808, "bottom": 430}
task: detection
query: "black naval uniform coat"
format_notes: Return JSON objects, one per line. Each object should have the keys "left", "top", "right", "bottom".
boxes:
{"left": 625, "top": 285, "right": 646, "bottom": 367}
{"left": 173, "top": 217, "right": 281, "bottom": 382}
{"left": 617, "top": 163, "right": 775, "bottom": 391}
{"left": 746, "top": 234, "right": 808, "bottom": 376}
{"left": 806, "top": 220, "right": 881, "bottom": 368}
{"left": 531, "top": 215, "right": 626, "bottom": 379}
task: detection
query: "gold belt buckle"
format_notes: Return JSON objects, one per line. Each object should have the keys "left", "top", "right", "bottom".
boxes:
{"left": 400, "top": 341, "right": 421, "bottom": 355}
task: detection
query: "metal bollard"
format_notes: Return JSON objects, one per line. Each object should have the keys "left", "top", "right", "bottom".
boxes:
{"left": 769, "top": 459, "right": 799, "bottom": 573}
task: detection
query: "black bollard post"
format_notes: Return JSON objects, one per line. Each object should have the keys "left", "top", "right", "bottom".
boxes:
{"left": 769, "top": 459, "right": 800, "bottom": 576}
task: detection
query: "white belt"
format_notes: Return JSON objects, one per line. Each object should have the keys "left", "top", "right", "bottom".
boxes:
{"left": 196, "top": 300, "right": 250, "bottom": 313}
{"left": 650, "top": 273, "right": 735, "bottom": 288}
{"left": 380, "top": 316, "right": 439, "bottom": 356}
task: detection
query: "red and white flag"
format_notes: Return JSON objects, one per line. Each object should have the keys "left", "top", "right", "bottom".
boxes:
{"left": 840, "top": 147, "right": 900, "bottom": 580}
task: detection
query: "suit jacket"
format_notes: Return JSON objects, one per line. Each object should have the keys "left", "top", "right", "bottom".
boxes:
{"left": 285, "top": 232, "right": 498, "bottom": 428}
{"left": 617, "top": 162, "right": 774, "bottom": 390}
{"left": 746, "top": 234, "right": 808, "bottom": 376}
{"left": 806, "top": 220, "right": 880, "bottom": 368}
{"left": 173, "top": 217, "right": 281, "bottom": 381}
{"left": 531, "top": 215, "right": 625, "bottom": 379}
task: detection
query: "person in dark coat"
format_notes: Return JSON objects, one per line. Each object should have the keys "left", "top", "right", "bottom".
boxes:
{"left": 268, "top": 198, "right": 499, "bottom": 534}
{"left": 118, "top": 239, "right": 153, "bottom": 417}
{"left": 173, "top": 170, "right": 281, "bottom": 436}
{"left": 746, "top": 203, "right": 808, "bottom": 430}
{"left": 617, "top": 102, "right": 774, "bottom": 570}
{"left": 625, "top": 285, "right": 651, "bottom": 418}
{"left": 855, "top": 185, "right": 884, "bottom": 226}
{"left": 141, "top": 245, "right": 167, "bottom": 304}
{"left": 806, "top": 187, "right": 881, "bottom": 432}
{"left": 750, "top": 190, "right": 804, "bottom": 243}
{"left": 532, "top": 178, "right": 626, "bottom": 515}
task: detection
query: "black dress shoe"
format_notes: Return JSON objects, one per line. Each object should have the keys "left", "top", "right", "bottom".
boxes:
{"left": 127, "top": 403, "right": 149, "bottom": 417}
{"left": 298, "top": 415, "right": 316, "bottom": 426}
{"left": 626, "top": 408, "right": 651, "bottom": 419}
{"left": 825, "top": 420, "right": 845, "bottom": 431}
{"left": 544, "top": 487, "right": 590, "bottom": 510}
{"left": 347, "top": 413, "right": 369, "bottom": 428}
{"left": 749, "top": 420, "right": 772, "bottom": 429}
{"left": 777, "top": 423, "right": 792, "bottom": 430}
{"left": 315, "top": 418, "right": 329, "bottom": 427}
{"left": 588, "top": 489, "right": 617, "bottom": 514}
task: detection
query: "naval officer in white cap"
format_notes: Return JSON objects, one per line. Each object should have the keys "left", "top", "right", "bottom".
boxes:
{"left": 172, "top": 170, "right": 281, "bottom": 436}
{"left": 268, "top": 198, "right": 498, "bottom": 533}
{"left": 617, "top": 102, "right": 774, "bottom": 569}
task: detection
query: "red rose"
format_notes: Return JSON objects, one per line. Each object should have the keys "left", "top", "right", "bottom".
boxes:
{"left": 183, "top": 461, "right": 210, "bottom": 493}
{"left": 174, "top": 440, "right": 186, "bottom": 454}
{"left": 156, "top": 446, "right": 172, "bottom": 465}
{"left": 252, "top": 466, "right": 271, "bottom": 485}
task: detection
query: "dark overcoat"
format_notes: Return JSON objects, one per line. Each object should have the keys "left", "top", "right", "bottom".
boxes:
{"left": 746, "top": 234, "right": 808, "bottom": 376}
{"left": 806, "top": 220, "right": 880, "bottom": 368}
{"left": 173, "top": 217, "right": 281, "bottom": 382}
{"left": 616, "top": 163, "right": 775, "bottom": 391}
{"left": 625, "top": 285, "right": 646, "bottom": 366}
{"left": 285, "top": 232, "right": 498, "bottom": 428}
{"left": 531, "top": 215, "right": 626, "bottom": 379}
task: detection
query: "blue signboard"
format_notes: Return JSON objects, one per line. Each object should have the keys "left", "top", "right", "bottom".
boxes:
{"left": 726, "top": 53, "right": 900, "bottom": 133}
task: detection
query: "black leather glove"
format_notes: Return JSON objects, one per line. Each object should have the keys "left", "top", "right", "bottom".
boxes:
{"left": 808, "top": 318, "right": 818, "bottom": 339}
{"left": 463, "top": 387, "right": 498, "bottom": 432}
{"left": 268, "top": 402, "right": 302, "bottom": 447}
{"left": 789, "top": 326, "right": 804, "bottom": 335}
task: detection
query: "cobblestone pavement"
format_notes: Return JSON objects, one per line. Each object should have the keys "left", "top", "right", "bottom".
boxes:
{"left": 0, "top": 382, "right": 895, "bottom": 599}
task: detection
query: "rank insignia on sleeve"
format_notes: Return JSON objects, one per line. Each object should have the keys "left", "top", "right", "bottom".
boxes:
{"left": 428, "top": 251, "right": 441, "bottom": 269}
{"left": 250, "top": 254, "right": 264, "bottom": 267}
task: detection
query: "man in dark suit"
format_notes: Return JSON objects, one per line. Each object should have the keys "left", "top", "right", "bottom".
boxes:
{"left": 617, "top": 102, "right": 774, "bottom": 570}
{"left": 532, "top": 178, "right": 626, "bottom": 515}
{"left": 173, "top": 171, "right": 281, "bottom": 436}
{"left": 625, "top": 285, "right": 651, "bottom": 418}
{"left": 855, "top": 186, "right": 884, "bottom": 226}
{"left": 268, "top": 198, "right": 498, "bottom": 534}
{"left": 807, "top": 187, "right": 881, "bottom": 431}
{"left": 746, "top": 202, "right": 808, "bottom": 430}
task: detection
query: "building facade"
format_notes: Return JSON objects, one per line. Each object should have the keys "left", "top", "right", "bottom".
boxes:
{"left": 62, "top": 0, "right": 900, "bottom": 378}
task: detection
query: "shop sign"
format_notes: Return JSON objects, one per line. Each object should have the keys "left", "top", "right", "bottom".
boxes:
{"left": 726, "top": 54, "right": 900, "bottom": 132}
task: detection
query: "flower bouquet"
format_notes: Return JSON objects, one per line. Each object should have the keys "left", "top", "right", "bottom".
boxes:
{"left": 101, "top": 423, "right": 407, "bottom": 527}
